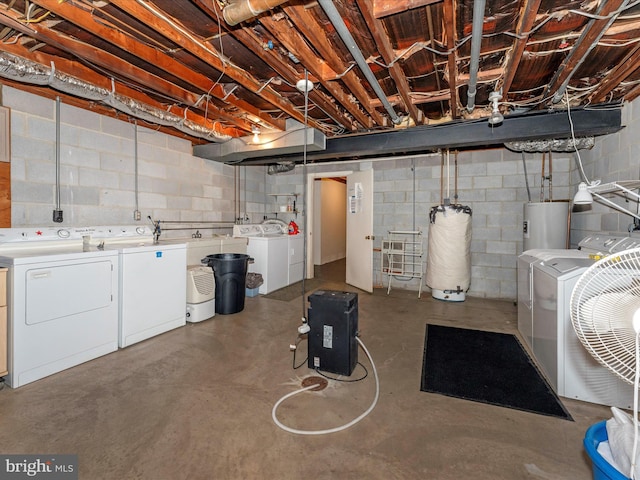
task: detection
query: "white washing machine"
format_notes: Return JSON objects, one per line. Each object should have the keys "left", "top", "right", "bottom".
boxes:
{"left": 233, "top": 224, "right": 288, "bottom": 294}
{"left": 517, "top": 234, "right": 640, "bottom": 408}
{"left": 0, "top": 227, "right": 119, "bottom": 388}
{"left": 95, "top": 226, "right": 187, "bottom": 348}
{"left": 517, "top": 248, "right": 589, "bottom": 351}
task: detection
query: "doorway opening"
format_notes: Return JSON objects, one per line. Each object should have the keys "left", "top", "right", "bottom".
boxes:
{"left": 313, "top": 177, "right": 347, "bottom": 283}
{"left": 306, "top": 168, "right": 374, "bottom": 293}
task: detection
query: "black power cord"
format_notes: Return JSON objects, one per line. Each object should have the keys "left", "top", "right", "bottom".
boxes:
{"left": 314, "top": 362, "right": 369, "bottom": 383}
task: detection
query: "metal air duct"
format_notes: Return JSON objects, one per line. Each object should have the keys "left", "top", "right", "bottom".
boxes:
{"left": 505, "top": 137, "right": 595, "bottom": 152}
{"left": 223, "top": 0, "right": 289, "bottom": 26}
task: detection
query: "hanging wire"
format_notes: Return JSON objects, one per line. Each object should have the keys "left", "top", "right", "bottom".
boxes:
{"left": 301, "top": 69, "right": 311, "bottom": 321}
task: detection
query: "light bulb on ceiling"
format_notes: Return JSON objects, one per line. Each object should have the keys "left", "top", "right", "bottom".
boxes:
{"left": 251, "top": 126, "right": 260, "bottom": 144}
{"left": 296, "top": 79, "right": 314, "bottom": 93}
{"left": 487, "top": 91, "right": 503, "bottom": 126}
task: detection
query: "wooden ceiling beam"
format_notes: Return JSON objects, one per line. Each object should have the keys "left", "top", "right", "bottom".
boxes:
{"left": 283, "top": 4, "right": 386, "bottom": 126}
{"left": 356, "top": 0, "right": 422, "bottom": 124}
{"left": 192, "top": 0, "right": 357, "bottom": 132}
{"left": 496, "top": 0, "right": 542, "bottom": 97}
{"left": 258, "top": 14, "right": 373, "bottom": 129}
{"left": 425, "top": 4, "right": 446, "bottom": 117}
{"left": 372, "top": 0, "right": 441, "bottom": 19}
{"left": 589, "top": 44, "right": 640, "bottom": 104}
{"left": 30, "top": 0, "right": 258, "bottom": 134}
{"left": 442, "top": 0, "right": 458, "bottom": 119}
{"left": 544, "top": 0, "right": 627, "bottom": 104}
{"left": 623, "top": 82, "right": 640, "bottom": 103}
{"left": 0, "top": 8, "right": 202, "bottom": 107}
{"left": 370, "top": 90, "right": 451, "bottom": 107}
{"left": 107, "top": 0, "right": 318, "bottom": 132}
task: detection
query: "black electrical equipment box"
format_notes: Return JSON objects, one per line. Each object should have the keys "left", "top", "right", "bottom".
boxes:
{"left": 307, "top": 290, "right": 358, "bottom": 376}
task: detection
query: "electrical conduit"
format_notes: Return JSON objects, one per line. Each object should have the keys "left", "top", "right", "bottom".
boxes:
{"left": 316, "top": 0, "right": 401, "bottom": 125}
{"left": 465, "top": 0, "right": 487, "bottom": 113}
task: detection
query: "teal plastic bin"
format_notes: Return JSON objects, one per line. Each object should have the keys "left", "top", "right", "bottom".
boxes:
{"left": 584, "top": 421, "right": 629, "bottom": 480}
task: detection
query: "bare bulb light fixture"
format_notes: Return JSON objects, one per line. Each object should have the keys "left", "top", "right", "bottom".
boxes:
{"left": 296, "top": 79, "right": 314, "bottom": 93}
{"left": 251, "top": 126, "right": 260, "bottom": 144}
{"left": 488, "top": 91, "right": 504, "bottom": 126}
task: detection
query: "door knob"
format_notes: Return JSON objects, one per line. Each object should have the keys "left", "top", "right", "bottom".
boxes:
{"left": 365, "top": 235, "right": 375, "bottom": 240}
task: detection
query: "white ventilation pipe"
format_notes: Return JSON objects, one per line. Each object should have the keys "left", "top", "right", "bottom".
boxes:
{"left": 316, "top": 0, "right": 401, "bottom": 125}
{"left": 223, "top": 0, "right": 289, "bottom": 26}
{"left": 465, "top": 0, "right": 486, "bottom": 113}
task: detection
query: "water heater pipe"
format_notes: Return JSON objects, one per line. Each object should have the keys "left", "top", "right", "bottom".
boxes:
{"left": 223, "top": 0, "right": 289, "bottom": 26}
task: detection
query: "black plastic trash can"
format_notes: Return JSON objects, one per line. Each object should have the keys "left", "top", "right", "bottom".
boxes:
{"left": 202, "top": 253, "right": 251, "bottom": 315}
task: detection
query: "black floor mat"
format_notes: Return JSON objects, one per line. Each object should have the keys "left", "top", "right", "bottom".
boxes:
{"left": 421, "top": 324, "right": 573, "bottom": 421}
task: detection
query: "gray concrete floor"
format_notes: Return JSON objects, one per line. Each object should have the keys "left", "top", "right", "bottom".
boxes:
{"left": 0, "top": 259, "right": 610, "bottom": 479}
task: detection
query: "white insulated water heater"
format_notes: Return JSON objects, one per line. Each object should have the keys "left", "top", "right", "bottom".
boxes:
{"left": 426, "top": 205, "right": 472, "bottom": 301}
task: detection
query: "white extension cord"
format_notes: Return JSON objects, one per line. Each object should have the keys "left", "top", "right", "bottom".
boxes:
{"left": 272, "top": 336, "right": 379, "bottom": 435}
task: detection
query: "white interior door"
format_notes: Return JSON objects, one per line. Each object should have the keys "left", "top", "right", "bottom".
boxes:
{"left": 305, "top": 170, "right": 352, "bottom": 280}
{"left": 346, "top": 169, "right": 374, "bottom": 292}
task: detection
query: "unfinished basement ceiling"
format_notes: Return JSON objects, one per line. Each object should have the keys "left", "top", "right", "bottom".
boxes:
{"left": 0, "top": 0, "right": 636, "bottom": 162}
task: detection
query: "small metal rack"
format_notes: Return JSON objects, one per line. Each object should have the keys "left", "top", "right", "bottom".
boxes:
{"left": 381, "top": 230, "right": 424, "bottom": 298}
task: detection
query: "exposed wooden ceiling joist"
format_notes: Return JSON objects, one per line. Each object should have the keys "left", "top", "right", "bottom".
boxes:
{"left": 442, "top": 0, "right": 458, "bottom": 120}
{"left": 108, "top": 0, "right": 307, "bottom": 131}
{"left": 543, "top": 0, "right": 628, "bottom": 105}
{"left": 372, "top": 0, "right": 441, "bottom": 19}
{"left": 283, "top": 3, "right": 386, "bottom": 125}
{"left": 192, "top": 0, "right": 356, "bottom": 133}
{"left": 356, "top": 0, "right": 422, "bottom": 124}
{"left": 0, "top": 0, "right": 634, "bottom": 155}
{"left": 30, "top": 0, "right": 255, "bottom": 134}
{"left": 258, "top": 13, "right": 373, "bottom": 129}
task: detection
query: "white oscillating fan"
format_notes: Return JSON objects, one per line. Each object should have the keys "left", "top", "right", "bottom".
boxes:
{"left": 570, "top": 248, "right": 640, "bottom": 479}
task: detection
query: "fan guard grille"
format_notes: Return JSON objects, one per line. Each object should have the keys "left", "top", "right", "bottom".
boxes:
{"left": 570, "top": 247, "right": 640, "bottom": 386}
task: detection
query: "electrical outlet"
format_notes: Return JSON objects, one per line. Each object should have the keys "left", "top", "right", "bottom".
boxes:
{"left": 53, "top": 209, "right": 63, "bottom": 223}
{"left": 134, "top": 210, "right": 141, "bottom": 221}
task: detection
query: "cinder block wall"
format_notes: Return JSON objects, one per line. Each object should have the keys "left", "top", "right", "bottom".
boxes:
{"left": 7, "top": 83, "right": 639, "bottom": 300}
{"left": 569, "top": 101, "right": 640, "bottom": 243}
{"left": 268, "top": 149, "right": 572, "bottom": 300}
{"left": 4, "top": 86, "right": 266, "bottom": 236}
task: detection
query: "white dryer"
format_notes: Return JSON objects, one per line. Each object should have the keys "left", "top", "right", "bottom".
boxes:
{"left": 0, "top": 227, "right": 119, "bottom": 388}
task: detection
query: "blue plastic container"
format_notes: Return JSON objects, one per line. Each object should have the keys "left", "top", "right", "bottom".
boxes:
{"left": 584, "top": 421, "right": 629, "bottom": 480}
